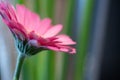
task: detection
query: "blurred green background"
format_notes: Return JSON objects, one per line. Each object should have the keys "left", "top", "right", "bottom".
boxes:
{"left": 1, "top": 0, "right": 119, "bottom": 80}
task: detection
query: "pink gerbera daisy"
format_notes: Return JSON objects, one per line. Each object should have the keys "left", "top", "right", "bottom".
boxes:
{"left": 0, "top": 2, "right": 76, "bottom": 55}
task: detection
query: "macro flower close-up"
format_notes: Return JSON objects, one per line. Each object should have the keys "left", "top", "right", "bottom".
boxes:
{"left": 1, "top": 0, "right": 118, "bottom": 80}
{"left": 0, "top": 2, "right": 76, "bottom": 80}
{"left": 0, "top": 2, "right": 76, "bottom": 55}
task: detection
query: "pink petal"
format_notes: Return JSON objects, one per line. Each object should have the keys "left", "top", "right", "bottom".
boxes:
{"left": 16, "top": 5, "right": 25, "bottom": 25}
{"left": 16, "top": 5, "right": 41, "bottom": 33}
{"left": 9, "top": 22, "right": 28, "bottom": 40}
{"left": 55, "top": 34, "right": 76, "bottom": 45}
{"left": 36, "top": 18, "right": 51, "bottom": 35}
{"left": 0, "top": 3, "right": 29, "bottom": 40}
{"left": 46, "top": 45, "right": 76, "bottom": 54}
{"left": 28, "top": 31, "right": 39, "bottom": 39}
{"left": 43, "top": 24, "right": 63, "bottom": 38}
{"left": 0, "top": 3, "right": 17, "bottom": 23}
{"left": 59, "top": 46, "right": 76, "bottom": 54}
{"left": 7, "top": 4, "right": 17, "bottom": 22}
{"left": 46, "top": 46, "right": 59, "bottom": 51}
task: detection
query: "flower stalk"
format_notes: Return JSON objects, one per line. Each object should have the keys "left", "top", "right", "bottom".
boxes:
{"left": 13, "top": 53, "right": 25, "bottom": 80}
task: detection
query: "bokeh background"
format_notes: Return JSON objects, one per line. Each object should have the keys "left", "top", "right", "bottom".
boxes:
{"left": 0, "top": 0, "right": 119, "bottom": 80}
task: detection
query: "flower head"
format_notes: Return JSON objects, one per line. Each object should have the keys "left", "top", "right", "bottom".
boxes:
{"left": 0, "top": 2, "right": 76, "bottom": 55}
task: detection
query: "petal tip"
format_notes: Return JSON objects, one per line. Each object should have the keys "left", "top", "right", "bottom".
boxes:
{"left": 69, "top": 48, "right": 76, "bottom": 54}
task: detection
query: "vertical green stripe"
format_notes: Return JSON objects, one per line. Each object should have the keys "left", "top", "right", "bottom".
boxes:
{"left": 34, "top": 0, "right": 40, "bottom": 14}
{"left": 35, "top": 52, "right": 48, "bottom": 80}
{"left": 47, "top": 0, "right": 55, "bottom": 19}
{"left": 64, "top": 0, "right": 75, "bottom": 35}
{"left": 22, "top": 58, "right": 36, "bottom": 80}
{"left": 75, "top": 0, "right": 94, "bottom": 80}
{"left": 39, "top": 0, "right": 48, "bottom": 18}
{"left": 16, "top": 0, "right": 25, "bottom": 4}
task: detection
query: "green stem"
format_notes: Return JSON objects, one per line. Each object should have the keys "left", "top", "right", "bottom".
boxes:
{"left": 13, "top": 53, "right": 25, "bottom": 80}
